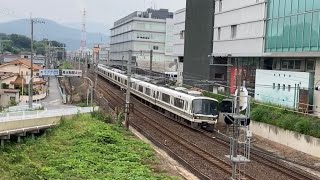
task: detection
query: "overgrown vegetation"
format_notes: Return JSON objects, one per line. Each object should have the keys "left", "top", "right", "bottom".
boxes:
{"left": 60, "top": 61, "right": 73, "bottom": 69}
{"left": 203, "top": 91, "right": 320, "bottom": 138}
{"left": 0, "top": 114, "right": 176, "bottom": 179}
{"left": 202, "top": 91, "right": 226, "bottom": 102}
{"left": 251, "top": 103, "right": 320, "bottom": 138}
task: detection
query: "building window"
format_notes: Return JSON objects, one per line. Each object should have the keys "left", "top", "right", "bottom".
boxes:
{"left": 217, "top": 27, "right": 221, "bottom": 40}
{"left": 283, "top": 84, "right": 286, "bottom": 90}
{"left": 231, "top": 25, "right": 237, "bottom": 39}
{"left": 215, "top": 73, "right": 224, "bottom": 79}
{"left": 219, "top": 0, "right": 222, "bottom": 12}
{"left": 265, "top": 0, "right": 320, "bottom": 52}
{"left": 306, "top": 59, "right": 315, "bottom": 72}
{"left": 273, "top": 83, "right": 276, "bottom": 89}
{"left": 153, "top": 46, "right": 159, "bottom": 50}
{"left": 21, "top": 71, "right": 24, "bottom": 76}
{"left": 180, "top": 30, "right": 185, "bottom": 39}
{"left": 281, "top": 60, "right": 302, "bottom": 70}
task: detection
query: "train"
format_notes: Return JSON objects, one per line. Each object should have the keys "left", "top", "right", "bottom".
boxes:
{"left": 97, "top": 65, "right": 219, "bottom": 131}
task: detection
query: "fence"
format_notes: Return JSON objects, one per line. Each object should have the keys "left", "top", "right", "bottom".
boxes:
{"left": 0, "top": 107, "right": 97, "bottom": 122}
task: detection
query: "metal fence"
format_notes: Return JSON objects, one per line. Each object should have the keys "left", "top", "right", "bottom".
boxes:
{"left": 0, "top": 107, "right": 96, "bottom": 122}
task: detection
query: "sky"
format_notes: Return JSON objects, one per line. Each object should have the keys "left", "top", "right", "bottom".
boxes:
{"left": 0, "top": 0, "right": 186, "bottom": 26}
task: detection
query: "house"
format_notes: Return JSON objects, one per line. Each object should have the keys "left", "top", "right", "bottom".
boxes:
{"left": 0, "top": 89, "right": 20, "bottom": 108}
{"left": 0, "top": 59, "right": 46, "bottom": 94}
{"left": 20, "top": 52, "right": 33, "bottom": 59}
{"left": 34, "top": 55, "right": 46, "bottom": 67}
{"left": 0, "top": 54, "right": 20, "bottom": 64}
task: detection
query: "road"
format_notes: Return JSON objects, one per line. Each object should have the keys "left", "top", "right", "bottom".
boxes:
{"left": 41, "top": 77, "right": 75, "bottom": 110}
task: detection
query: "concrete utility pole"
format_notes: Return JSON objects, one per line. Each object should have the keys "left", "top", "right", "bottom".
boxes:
{"left": 29, "top": 17, "right": 44, "bottom": 109}
{"left": 121, "top": 55, "right": 124, "bottom": 71}
{"left": 124, "top": 50, "right": 132, "bottom": 130}
{"left": 149, "top": 50, "right": 153, "bottom": 77}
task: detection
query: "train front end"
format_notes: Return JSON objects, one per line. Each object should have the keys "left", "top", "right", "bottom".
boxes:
{"left": 191, "top": 98, "right": 219, "bottom": 131}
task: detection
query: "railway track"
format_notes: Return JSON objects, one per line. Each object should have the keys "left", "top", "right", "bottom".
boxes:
{"left": 88, "top": 72, "right": 319, "bottom": 180}
{"left": 91, "top": 74, "right": 244, "bottom": 179}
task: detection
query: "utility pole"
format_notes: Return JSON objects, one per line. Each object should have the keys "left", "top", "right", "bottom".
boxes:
{"left": 124, "top": 50, "right": 132, "bottom": 130}
{"left": 28, "top": 17, "right": 44, "bottom": 109}
{"left": 149, "top": 50, "right": 153, "bottom": 77}
{"left": 121, "top": 55, "right": 124, "bottom": 71}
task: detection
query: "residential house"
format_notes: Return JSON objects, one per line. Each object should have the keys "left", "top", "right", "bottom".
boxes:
{"left": 0, "top": 89, "right": 20, "bottom": 108}
{"left": 0, "top": 59, "right": 46, "bottom": 95}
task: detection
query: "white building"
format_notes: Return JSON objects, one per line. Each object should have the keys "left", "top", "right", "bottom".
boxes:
{"left": 99, "top": 44, "right": 110, "bottom": 65}
{"left": 213, "top": 0, "right": 266, "bottom": 56}
{"left": 110, "top": 8, "right": 176, "bottom": 73}
{"left": 173, "top": 8, "right": 186, "bottom": 86}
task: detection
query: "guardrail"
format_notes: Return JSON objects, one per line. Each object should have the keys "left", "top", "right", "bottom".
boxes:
{"left": 0, "top": 107, "right": 96, "bottom": 122}
{"left": 57, "top": 78, "right": 67, "bottom": 104}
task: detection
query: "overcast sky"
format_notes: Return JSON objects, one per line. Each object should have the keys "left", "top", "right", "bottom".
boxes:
{"left": 0, "top": 0, "right": 186, "bottom": 25}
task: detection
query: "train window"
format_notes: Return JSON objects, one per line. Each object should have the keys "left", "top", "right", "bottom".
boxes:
{"left": 133, "top": 84, "right": 137, "bottom": 89}
{"left": 138, "top": 85, "right": 143, "bottom": 93}
{"left": 157, "top": 92, "right": 160, "bottom": 99}
{"left": 174, "top": 98, "right": 184, "bottom": 109}
{"left": 162, "top": 93, "right": 170, "bottom": 104}
{"left": 125, "top": 80, "right": 127, "bottom": 85}
{"left": 145, "top": 88, "right": 151, "bottom": 96}
{"left": 118, "top": 77, "right": 120, "bottom": 82}
{"left": 185, "top": 101, "right": 188, "bottom": 110}
{"left": 114, "top": 76, "right": 117, "bottom": 80}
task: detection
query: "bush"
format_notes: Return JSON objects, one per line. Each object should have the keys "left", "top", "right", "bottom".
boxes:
{"left": 251, "top": 104, "right": 320, "bottom": 138}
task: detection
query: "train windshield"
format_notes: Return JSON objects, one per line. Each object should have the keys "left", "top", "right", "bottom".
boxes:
{"left": 192, "top": 99, "right": 219, "bottom": 116}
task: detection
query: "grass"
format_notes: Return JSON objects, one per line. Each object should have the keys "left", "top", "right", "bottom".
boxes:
{"left": 0, "top": 114, "right": 177, "bottom": 180}
{"left": 203, "top": 91, "right": 320, "bottom": 138}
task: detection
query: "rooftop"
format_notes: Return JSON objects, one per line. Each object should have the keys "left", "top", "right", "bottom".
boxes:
{"left": 0, "top": 59, "right": 43, "bottom": 70}
{"left": 113, "top": 8, "right": 173, "bottom": 27}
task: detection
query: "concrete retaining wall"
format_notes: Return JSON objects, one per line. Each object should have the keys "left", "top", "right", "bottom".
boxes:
{"left": 250, "top": 121, "right": 320, "bottom": 158}
{"left": 0, "top": 115, "right": 73, "bottom": 132}
{"left": 20, "top": 93, "right": 47, "bottom": 103}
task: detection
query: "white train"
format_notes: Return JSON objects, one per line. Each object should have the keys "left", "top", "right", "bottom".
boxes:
{"left": 97, "top": 65, "right": 219, "bottom": 131}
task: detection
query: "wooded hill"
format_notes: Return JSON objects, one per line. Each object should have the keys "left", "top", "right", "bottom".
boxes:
{"left": 0, "top": 33, "right": 64, "bottom": 55}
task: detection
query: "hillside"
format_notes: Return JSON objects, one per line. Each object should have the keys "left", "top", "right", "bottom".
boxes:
{"left": 0, "top": 33, "right": 64, "bottom": 55}
{"left": 0, "top": 19, "right": 109, "bottom": 51}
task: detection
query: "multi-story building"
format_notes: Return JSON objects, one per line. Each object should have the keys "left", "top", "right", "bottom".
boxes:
{"left": 183, "top": 0, "right": 320, "bottom": 115}
{"left": 109, "top": 8, "right": 176, "bottom": 73}
{"left": 183, "top": 0, "right": 216, "bottom": 89}
{"left": 173, "top": 8, "right": 186, "bottom": 85}
{"left": 99, "top": 44, "right": 110, "bottom": 65}
{"left": 212, "top": 0, "right": 267, "bottom": 94}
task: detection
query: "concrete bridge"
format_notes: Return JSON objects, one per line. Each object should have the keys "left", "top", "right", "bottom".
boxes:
{"left": 0, "top": 106, "right": 98, "bottom": 147}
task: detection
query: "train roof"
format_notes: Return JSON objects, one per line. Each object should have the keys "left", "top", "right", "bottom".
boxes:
{"left": 98, "top": 65, "right": 219, "bottom": 102}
